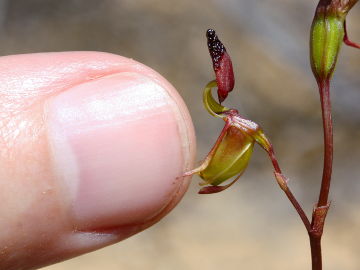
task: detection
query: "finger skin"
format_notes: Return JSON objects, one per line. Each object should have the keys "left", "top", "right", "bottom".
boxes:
{"left": 0, "top": 52, "right": 196, "bottom": 270}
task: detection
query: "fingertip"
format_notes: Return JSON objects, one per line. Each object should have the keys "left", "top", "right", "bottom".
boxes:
{"left": 46, "top": 69, "right": 196, "bottom": 232}
{"left": 0, "top": 52, "right": 196, "bottom": 269}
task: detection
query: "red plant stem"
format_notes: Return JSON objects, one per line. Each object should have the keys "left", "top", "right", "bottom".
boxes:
{"left": 308, "top": 79, "right": 332, "bottom": 270}
{"left": 310, "top": 236, "right": 322, "bottom": 270}
{"left": 317, "top": 79, "right": 333, "bottom": 207}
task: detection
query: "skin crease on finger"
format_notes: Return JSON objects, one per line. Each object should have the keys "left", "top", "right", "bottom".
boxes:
{"left": 0, "top": 52, "right": 196, "bottom": 270}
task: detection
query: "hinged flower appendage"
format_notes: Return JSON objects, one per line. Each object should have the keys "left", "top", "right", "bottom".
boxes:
{"left": 183, "top": 30, "right": 282, "bottom": 194}
{"left": 184, "top": 33, "right": 310, "bottom": 239}
{"left": 184, "top": 80, "right": 272, "bottom": 194}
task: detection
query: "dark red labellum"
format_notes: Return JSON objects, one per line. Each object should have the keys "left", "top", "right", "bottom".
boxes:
{"left": 206, "top": 29, "right": 235, "bottom": 103}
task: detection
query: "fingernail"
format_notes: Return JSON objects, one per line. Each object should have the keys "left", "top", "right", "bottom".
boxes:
{"left": 46, "top": 72, "right": 193, "bottom": 230}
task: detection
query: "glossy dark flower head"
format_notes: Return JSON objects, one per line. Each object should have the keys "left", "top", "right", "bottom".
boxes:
{"left": 206, "top": 29, "right": 235, "bottom": 104}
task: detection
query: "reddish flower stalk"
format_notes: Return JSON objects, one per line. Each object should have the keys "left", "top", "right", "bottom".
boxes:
{"left": 317, "top": 80, "right": 332, "bottom": 208}
{"left": 309, "top": 0, "right": 359, "bottom": 268}
{"left": 308, "top": 79, "right": 332, "bottom": 270}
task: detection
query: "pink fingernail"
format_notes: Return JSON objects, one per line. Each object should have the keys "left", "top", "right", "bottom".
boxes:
{"left": 46, "top": 72, "right": 192, "bottom": 230}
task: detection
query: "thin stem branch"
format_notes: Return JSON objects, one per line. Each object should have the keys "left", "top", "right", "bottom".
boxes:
{"left": 344, "top": 20, "right": 360, "bottom": 49}
{"left": 269, "top": 148, "right": 311, "bottom": 231}
{"left": 267, "top": 79, "right": 332, "bottom": 270}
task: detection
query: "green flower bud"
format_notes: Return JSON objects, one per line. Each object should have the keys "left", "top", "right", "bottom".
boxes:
{"left": 310, "top": 0, "right": 358, "bottom": 83}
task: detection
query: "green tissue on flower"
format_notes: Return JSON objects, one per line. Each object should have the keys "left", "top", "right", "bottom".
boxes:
{"left": 184, "top": 81, "right": 271, "bottom": 194}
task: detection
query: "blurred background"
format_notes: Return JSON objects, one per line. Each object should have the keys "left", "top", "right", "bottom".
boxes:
{"left": 1, "top": 0, "right": 360, "bottom": 269}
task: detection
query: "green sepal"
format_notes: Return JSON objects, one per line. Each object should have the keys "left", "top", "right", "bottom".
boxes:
{"left": 203, "top": 80, "right": 230, "bottom": 118}
{"left": 199, "top": 125, "right": 254, "bottom": 186}
{"left": 252, "top": 129, "right": 272, "bottom": 152}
